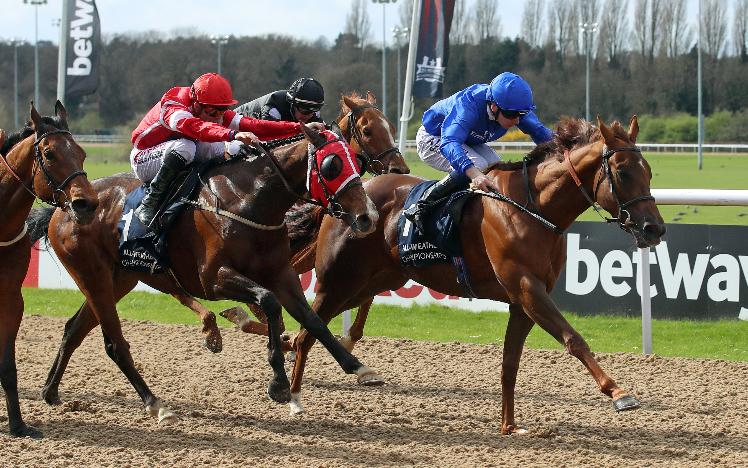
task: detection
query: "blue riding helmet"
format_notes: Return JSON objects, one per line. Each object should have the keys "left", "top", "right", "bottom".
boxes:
{"left": 487, "top": 72, "right": 536, "bottom": 112}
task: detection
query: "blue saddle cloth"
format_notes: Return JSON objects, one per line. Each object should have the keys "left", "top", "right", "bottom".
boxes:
{"left": 117, "top": 169, "right": 201, "bottom": 274}
{"left": 397, "top": 180, "right": 477, "bottom": 296}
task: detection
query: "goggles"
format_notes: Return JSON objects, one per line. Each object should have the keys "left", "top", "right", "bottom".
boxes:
{"left": 200, "top": 103, "right": 230, "bottom": 117}
{"left": 498, "top": 107, "right": 529, "bottom": 119}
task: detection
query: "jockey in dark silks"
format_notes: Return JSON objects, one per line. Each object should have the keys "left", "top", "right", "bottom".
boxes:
{"left": 404, "top": 72, "right": 554, "bottom": 233}
{"left": 234, "top": 77, "right": 325, "bottom": 124}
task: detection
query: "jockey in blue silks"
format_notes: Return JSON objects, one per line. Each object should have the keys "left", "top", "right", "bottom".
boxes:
{"left": 404, "top": 72, "right": 553, "bottom": 233}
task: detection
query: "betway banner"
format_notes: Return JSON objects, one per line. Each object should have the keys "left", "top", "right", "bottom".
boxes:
{"left": 64, "top": 0, "right": 100, "bottom": 98}
{"left": 553, "top": 222, "right": 748, "bottom": 320}
{"left": 413, "top": 0, "right": 456, "bottom": 98}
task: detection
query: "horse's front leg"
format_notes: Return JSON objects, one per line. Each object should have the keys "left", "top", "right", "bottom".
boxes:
{"left": 516, "top": 273, "right": 640, "bottom": 412}
{"left": 339, "top": 296, "right": 373, "bottom": 352}
{"left": 270, "top": 266, "right": 381, "bottom": 383}
{"left": 214, "top": 266, "right": 290, "bottom": 403}
{"left": 500, "top": 303, "right": 535, "bottom": 435}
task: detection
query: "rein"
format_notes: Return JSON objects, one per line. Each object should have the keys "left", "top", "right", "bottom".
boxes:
{"left": 346, "top": 108, "right": 401, "bottom": 176}
{"left": 0, "top": 129, "right": 87, "bottom": 209}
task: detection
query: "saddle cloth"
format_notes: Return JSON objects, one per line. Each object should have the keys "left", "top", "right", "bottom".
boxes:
{"left": 117, "top": 168, "right": 201, "bottom": 274}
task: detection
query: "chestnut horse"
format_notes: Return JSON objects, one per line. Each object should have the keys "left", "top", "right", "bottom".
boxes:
{"left": 176, "top": 92, "right": 410, "bottom": 350}
{"left": 287, "top": 116, "right": 666, "bottom": 431}
{"left": 0, "top": 102, "right": 98, "bottom": 438}
{"left": 26, "top": 125, "right": 382, "bottom": 423}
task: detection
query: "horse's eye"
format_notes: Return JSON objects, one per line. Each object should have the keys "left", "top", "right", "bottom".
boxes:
{"left": 617, "top": 169, "right": 629, "bottom": 182}
{"left": 320, "top": 154, "right": 343, "bottom": 180}
{"left": 362, "top": 127, "right": 372, "bottom": 137}
{"left": 43, "top": 150, "right": 56, "bottom": 161}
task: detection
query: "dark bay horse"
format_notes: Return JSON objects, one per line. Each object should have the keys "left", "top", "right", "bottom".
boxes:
{"left": 27, "top": 125, "right": 382, "bottom": 423}
{"left": 177, "top": 92, "right": 410, "bottom": 350}
{"left": 287, "top": 116, "right": 666, "bottom": 429}
{"left": 0, "top": 101, "right": 98, "bottom": 438}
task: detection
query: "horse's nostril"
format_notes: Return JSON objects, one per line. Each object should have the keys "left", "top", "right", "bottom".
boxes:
{"left": 356, "top": 214, "right": 372, "bottom": 232}
{"left": 71, "top": 198, "right": 94, "bottom": 214}
{"left": 643, "top": 222, "right": 666, "bottom": 238}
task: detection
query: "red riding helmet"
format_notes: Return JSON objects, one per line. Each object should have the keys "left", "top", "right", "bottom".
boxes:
{"left": 191, "top": 73, "right": 238, "bottom": 107}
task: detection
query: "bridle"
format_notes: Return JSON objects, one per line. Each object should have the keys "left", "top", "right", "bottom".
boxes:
{"left": 564, "top": 144, "right": 655, "bottom": 230}
{"left": 346, "top": 107, "right": 401, "bottom": 176}
{"left": 0, "top": 129, "right": 87, "bottom": 209}
{"left": 248, "top": 138, "right": 361, "bottom": 219}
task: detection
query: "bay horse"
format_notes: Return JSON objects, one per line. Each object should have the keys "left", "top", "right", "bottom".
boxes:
{"left": 175, "top": 92, "right": 410, "bottom": 351}
{"left": 26, "top": 124, "right": 382, "bottom": 423}
{"left": 287, "top": 116, "right": 666, "bottom": 430}
{"left": 0, "top": 101, "right": 98, "bottom": 438}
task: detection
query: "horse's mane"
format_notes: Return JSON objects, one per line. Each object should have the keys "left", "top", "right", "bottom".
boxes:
{"left": 1, "top": 115, "right": 67, "bottom": 155}
{"left": 490, "top": 116, "right": 628, "bottom": 171}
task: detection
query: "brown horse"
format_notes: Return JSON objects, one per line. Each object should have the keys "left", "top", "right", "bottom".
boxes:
{"left": 286, "top": 116, "right": 666, "bottom": 430}
{"left": 0, "top": 101, "right": 98, "bottom": 438}
{"left": 26, "top": 124, "right": 382, "bottom": 423}
{"left": 176, "top": 92, "right": 410, "bottom": 350}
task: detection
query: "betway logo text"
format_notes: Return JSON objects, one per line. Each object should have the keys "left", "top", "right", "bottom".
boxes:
{"left": 566, "top": 233, "right": 748, "bottom": 303}
{"left": 66, "top": 0, "right": 95, "bottom": 77}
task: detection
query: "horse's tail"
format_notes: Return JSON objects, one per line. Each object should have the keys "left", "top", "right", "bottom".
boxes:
{"left": 27, "top": 206, "right": 56, "bottom": 242}
{"left": 286, "top": 202, "right": 325, "bottom": 262}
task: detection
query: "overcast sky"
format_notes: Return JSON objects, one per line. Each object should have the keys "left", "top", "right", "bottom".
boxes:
{"left": 2, "top": 0, "right": 716, "bottom": 46}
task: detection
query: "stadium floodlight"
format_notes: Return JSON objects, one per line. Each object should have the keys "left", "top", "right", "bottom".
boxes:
{"left": 23, "top": 0, "right": 48, "bottom": 108}
{"left": 372, "top": 0, "right": 397, "bottom": 120}
{"left": 392, "top": 25, "right": 409, "bottom": 126}
{"left": 579, "top": 22, "right": 598, "bottom": 122}
{"left": 210, "top": 35, "right": 229, "bottom": 76}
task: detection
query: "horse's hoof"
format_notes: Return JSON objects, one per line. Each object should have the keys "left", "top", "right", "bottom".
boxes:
{"left": 10, "top": 424, "right": 43, "bottom": 439}
{"left": 41, "top": 387, "right": 61, "bottom": 406}
{"left": 613, "top": 394, "right": 641, "bottom": 412}
{"left": 501, "top": 425, "right": 529, "bottom": 436}
{"left": 267, "top": 381, "right": 292, "bottom": 404}
{"left": 356, "top": 366, "right": 385, "bottom": 386}
{"left": 202, "top": 334, "right": 223, "bottom": 354}
{"left": 220, "top": 306, "right": 249, "bottom": 326}
{"left": 157, "top": 408, "right": 178, "bottom": 424}
{"left": 289, "top": 393, "right": 305, "bottom": 415}
{"left": 339, "top": 335, "right": 355, "bottom": 352}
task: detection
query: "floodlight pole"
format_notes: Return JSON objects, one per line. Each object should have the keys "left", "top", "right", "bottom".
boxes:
{"left": 580, "top": 22, "right": 597, "bottom": 122}
{"left": 24, "top": 0, "right": 48, "bottom": 108}
{"left": 697, "top": 0, "right": 704, "bottom": 170}
{"left": 211, "top": 35, "right": 229, "bottom": 75}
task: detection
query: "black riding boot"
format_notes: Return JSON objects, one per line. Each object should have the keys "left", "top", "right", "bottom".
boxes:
{"left": 134, "top": 150, "right": 187, "bottom": 229}
{"left": 403, "top": 172, "right": 465, "bottom": 233}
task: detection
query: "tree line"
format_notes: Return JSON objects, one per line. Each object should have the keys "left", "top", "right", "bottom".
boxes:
{"left": 0, "top": 0, "right": 746, "bottom": 143}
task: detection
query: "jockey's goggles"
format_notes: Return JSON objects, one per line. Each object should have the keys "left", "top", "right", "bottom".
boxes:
{"left": 200, "top": 104, "right": 230, "bottom": 117}
{"left": 498, "top": 107, "right": 529, "bottom": 119}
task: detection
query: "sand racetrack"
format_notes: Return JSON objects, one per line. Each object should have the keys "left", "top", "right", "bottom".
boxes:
{"left": 2, "top": 315, "right": 747, "bottom": 467}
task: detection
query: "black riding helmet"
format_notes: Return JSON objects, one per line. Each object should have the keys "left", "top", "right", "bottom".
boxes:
{"left": 286, "top": 78, "right": 325, "bottom": 112}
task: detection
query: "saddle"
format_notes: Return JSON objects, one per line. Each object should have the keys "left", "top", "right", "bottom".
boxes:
{"left": 397, "top": 180, "right": 477, "bottom": 296}
{"left": 117, "top": 167, "right": 202, "bottom": 274}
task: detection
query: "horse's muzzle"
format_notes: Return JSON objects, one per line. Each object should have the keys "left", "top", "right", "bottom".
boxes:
{"left": 631, "top": 220, "right": 666, "bottom": 248}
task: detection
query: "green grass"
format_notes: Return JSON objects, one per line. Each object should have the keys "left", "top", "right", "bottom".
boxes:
{"left": 22, "top": 288, "right": 748, "bottom": 361}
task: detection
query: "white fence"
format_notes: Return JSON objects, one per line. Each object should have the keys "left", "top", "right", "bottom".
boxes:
{"left": 75, "top": 135, "right": 748, "bottom": 154}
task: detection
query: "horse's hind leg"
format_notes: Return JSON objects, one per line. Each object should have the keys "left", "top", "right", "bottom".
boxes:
{"left": 0, "top": 286, "right": 42, "bottom": 438}
{"left": 500, "top": 303, "right": 535, "bottom": 435}
{"left": 41, "top": 302, "right": 98, "bottom": 405}
{"left": 220, "top": 306, "right": 293, "bottom": 352}
{"left": 171, "top": 293, "right": 222, "bottom": 353}
{"left": 339, "top": 296, "right": 373, "bottom": 352}
{"left": 214, "top": 266, "right": 290, "bottom": 404}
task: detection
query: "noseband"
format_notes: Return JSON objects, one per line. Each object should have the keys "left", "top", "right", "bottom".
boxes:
{"left": 346, "top": 109, "right": 401, "bottom": 176}
{"left": 0, "top": 129, "right": 87, "bottom": 209}
{"left": 564, "top": 145, "right": 655, "bottom": 230}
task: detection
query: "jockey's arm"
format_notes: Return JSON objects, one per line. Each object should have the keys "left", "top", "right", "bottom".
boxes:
{"left": 234, "top": 113, "right": 301, "bottom": 141}
{"left": 517, "top": 112, "right": 554, "bottom": 144}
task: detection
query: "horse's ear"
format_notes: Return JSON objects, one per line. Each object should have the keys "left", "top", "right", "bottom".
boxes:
{"left": 596, "top": 114, "right": 615, "bottom": 145}
{"left": 627, "top": 115, "right": 639, "bottom": 144}
{"left": 366, "top": 91, "right": 377, "bottom": 105}
{"left": 343, "top": 96, "right": 360, "bottom": 114}
{"left": 301, "top": 123, "right": 327, "bottom": 148}
{"left": 29, "top": 101, "right": 42, "bottom": 133}
{"left": 55, "top": 100, "right": 69, "bottom": 125}
{"left": 0, "top": 129, "right": 6, "bottom": 151}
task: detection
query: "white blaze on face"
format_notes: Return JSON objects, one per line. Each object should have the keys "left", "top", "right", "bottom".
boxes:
{"left": 378, "top": 116, "right": 396, "bottom": 147}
